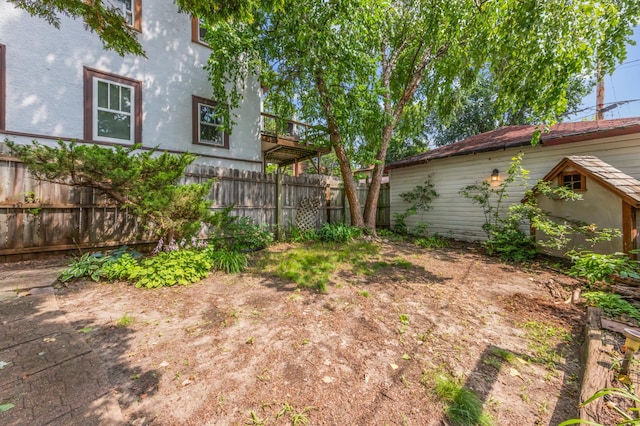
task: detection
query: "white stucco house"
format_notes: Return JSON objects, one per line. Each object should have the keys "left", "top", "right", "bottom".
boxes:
{"left": 386, "top": 118, "right": 640, "bottom": 254}
{"left": 0, "top": 0, "right": 324, "bottom": 171}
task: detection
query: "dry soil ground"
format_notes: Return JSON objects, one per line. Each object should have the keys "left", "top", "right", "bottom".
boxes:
{"left": 52, "top": 240, "right": 584, "bottom": 425}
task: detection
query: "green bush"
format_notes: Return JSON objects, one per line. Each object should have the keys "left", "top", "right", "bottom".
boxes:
{"left": 568, "top": 250, "right": 640, "bottom": 285}
{"left": 7, "top": 140, "right": 214, "bottom": 242}
{"left": 209, "top": 210, "right": 273, "bottom": 252}
{"left": 317, "top": 223, "right": 362, "bottom": 243}
{"left": 483, "top": 222, "right": 537, "bottom": 263}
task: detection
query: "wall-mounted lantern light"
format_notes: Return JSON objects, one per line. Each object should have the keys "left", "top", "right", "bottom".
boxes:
{"left": 491, "top": 169, "right": 500, "bottom": 182}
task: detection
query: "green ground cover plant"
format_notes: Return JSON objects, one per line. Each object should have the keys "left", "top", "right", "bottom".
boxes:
{"left": 582, "top": 291, "right": 640, "bottom": 325}
{"left": 568, "top": 250, "right": 640, "bottom": 285}
{"left": 415, "top": 234, "right": 450, "bottom": 249}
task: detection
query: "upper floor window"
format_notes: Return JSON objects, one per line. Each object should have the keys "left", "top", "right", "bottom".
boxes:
{"left": 191, "top": 17, "right": 209, "bottom": 46}
{"left": 105, "top": 0, "right": 142, "bottom": 32}
{"left": 84, "top": 68, "right": 142, "bottom": 144}
{"left": 560, "top": 172, "right": 586, "bottom": 191}
{"left": 192, "top": 96, "right": 228, "bottom": 148}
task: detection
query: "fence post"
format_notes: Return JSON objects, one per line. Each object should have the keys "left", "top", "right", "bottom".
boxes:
{"left": 341, "top": 185, "right": 348, "bottom": 225}
{"left": 276, "top": 168, "right": 284, "bottom": 241}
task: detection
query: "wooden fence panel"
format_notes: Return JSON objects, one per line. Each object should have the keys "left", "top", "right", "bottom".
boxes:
{"left": 1, "top": 156, "right": 390, "bottom": 258}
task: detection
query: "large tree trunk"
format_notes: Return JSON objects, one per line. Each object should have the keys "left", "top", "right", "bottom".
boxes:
{"left": 362, "top": 125, "right": 393, "bottom": 232}
{"left": 332, "top": 135, "right": 364, "bottom": 228}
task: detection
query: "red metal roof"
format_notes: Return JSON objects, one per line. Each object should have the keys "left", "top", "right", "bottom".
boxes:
{"left": 385, "top": 118, "right": 640, "bottom": 171}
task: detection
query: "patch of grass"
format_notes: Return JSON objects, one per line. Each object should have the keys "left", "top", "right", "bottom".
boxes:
{"left": 358, "top": 290, "right": 370, "bottom": 298}
{"left": 276, "top": 402, "right": 314, "bottom": 426}
{"left": 246, "top": 410, "right": 267, "bottom": 426}
{"left": 423, "top": 371, "right": 494, "bottom": 426}
{"left": 481, "top": 356, "right": 502, "bottom": 370}
{"left": 116, "top": 313, "right": 135, "bottom": 327}
{"left": 489, "top": 347, "right": 519, "bottom": 365}
{"left": 392, "top": 258, "right": 413, "bottom": 269}
{"left": 399, "top": 314, "right": 409, "bottom": 326}
{"left": 256, "top": 241, "right": 379, "bottom": 292}
{"left": 520, "top": 321, "right": 572, "bottom": 368}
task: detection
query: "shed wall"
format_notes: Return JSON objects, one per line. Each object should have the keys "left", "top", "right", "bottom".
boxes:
{"left": 388, "top": 133, "right": 640, "bottom": 244}
{"left": 536, "top": 177, "right": 623, "bottom": 254}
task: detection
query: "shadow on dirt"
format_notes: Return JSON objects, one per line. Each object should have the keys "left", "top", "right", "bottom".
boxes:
{"left": 463, "top": 294, "right": 584, "bottom": 425}
{"left": 54, "top": 282, "right": 163, "bottom": 423}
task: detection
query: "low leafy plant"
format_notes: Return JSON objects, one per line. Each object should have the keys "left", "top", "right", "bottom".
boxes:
{"left": 129, "top": 249, "right": 213, "bottom": 288}
{"left": 582, "top": 291, "right": 640, "bottom": 324}
{"left": 568, "top": 250, "right": 640, "bottom": 285}
{"left": 59, "top": 253, "right": 111, "bottom": 282}
{"left": 59, "top": 246, "right": 142, "bottom": 283}
{"left": 317, "top": 222, "right": 362, "bottom": 243}
{"left": 209, "top": 249, "right": 248, "bottom": 273}
{"left": 415, "top": 234, "right": 450, "bottom": 249}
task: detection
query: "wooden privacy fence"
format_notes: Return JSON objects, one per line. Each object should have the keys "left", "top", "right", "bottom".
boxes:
{"left": 0, "top": 155, "right": 390, "bottom": 259}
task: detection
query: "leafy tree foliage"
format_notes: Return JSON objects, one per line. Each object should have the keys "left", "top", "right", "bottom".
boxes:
{"left": 8, "top": 0, "right": 277, "bottom": 56}
{"left": 422, "top": 75, "right": 595, "bottom": 149}
{"left": 6, "top": 140, "right": 213, "bottom": 241}
{"left": 203, "top": 0, "right": 640, "bottom": 232}
{"left": 9, "top": 0, "right": 145, "bottom": 56}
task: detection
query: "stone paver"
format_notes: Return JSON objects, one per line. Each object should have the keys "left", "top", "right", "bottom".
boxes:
{"left": 0, "top": 266, "right": 124, "bottom": 425}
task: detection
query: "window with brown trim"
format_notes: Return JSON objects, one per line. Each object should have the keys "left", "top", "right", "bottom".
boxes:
{"left": 192, "top": 96, "right": 229, "bottom": 148}
{"left": 84, "top": 68, "right": 142, "bottom": 144}
{"left": 191, "top": 17, "right": 209, "bottom": 46}
{"left": 104, "top": 0, "right": 142, "bottom": 32}
{"left": 0, "top": 44, "right": 5, "bottom": 130}
{"left": 560, "top": 172, "right": 586, "bottom": 191}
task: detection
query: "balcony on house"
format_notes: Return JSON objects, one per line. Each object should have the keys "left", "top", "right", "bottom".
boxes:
{"left": 260, "top": 113, "right": 330, "bottom": 174}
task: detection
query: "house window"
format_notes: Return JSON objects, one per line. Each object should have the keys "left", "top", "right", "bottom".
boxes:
{"left": 0, "top": 44, "right": 5, "bottom": 130}
{"left": 560, "top": 172, "right": 586, "bottom": 191}
{"left": 192, "top": 96, "right": 229, "bottom": 148}
{"left": 105, "top": 0, "right": 142, "bottom": 32}
{"left": 191, "top": 17, "right": 209, "bottom": 45}
{"left": 84, "top": 68, "right": 142, "bottom": 144}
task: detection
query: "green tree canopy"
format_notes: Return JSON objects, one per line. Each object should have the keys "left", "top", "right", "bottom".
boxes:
{"left": 204, "top": 0, "right": 639, "bottom": 231}
{"left": 385, "top": 73, "right": 595, "bottom": 163}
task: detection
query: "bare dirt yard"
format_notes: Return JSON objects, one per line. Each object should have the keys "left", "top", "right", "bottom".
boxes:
{"left": 53, "top": 240, "right": 584, "bottom": 425}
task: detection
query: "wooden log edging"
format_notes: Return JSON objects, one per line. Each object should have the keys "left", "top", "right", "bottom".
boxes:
{"left": 579, "top": 307, "right": 612, "bottom": 423}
